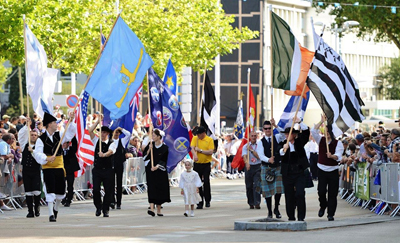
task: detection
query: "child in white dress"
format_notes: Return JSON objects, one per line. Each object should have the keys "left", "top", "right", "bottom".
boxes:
{"left": 179, "top": 160, "right": 202, "bottom": 217}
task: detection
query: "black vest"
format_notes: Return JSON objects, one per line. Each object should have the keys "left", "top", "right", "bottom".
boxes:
{"left": 261, "top": 136, "right": 281, "bottom": 167}
{"left": 39, "top": 131, "right": 63, "bottom": 156}
{"left": 114, "top": 139, "right": 126, "bottom": 167}
{"left": 94, "top": 140, "right": 114, "bottom": 169}
{"left": 21, "top": 144, "right": 41, "bottom": 171}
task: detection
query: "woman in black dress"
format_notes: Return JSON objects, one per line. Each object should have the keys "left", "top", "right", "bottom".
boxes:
{"left": 143, "top": 129, "right": 170, "bottom": 216}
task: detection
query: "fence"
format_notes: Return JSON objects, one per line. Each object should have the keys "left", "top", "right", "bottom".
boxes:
{"left": 1, "top": 157, "right": 185, "bottom": 213}
{"left": 340, "top": 162, "right": 400, "bottom": 217}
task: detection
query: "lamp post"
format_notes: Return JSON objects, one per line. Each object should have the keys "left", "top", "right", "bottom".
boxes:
{"left": 335, "top": 21, "right": 360, "bottom": 55}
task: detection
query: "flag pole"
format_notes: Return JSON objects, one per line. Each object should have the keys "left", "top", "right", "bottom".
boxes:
{"left": 52, "top": 13, "right": 121, "bottom": 156}
{"left": 146, "top": 71, "right": 154, "bottom": 168}
{"left": 246, "top": 68, "right": 251, "bottom": 165}
{"left": 269, "top": 5, "right": 274, "bottom": 155}
{"left": 197, "top": 63, "right": 207, "bottom": 126}
{"left": 323, "top": 114, "right": 330, "bottom": 153}
{"left": 283, "top": 25, "right": 326, "bottom": 152}
{"left": 23, "top": 14, "right": 30, "bottom": 145}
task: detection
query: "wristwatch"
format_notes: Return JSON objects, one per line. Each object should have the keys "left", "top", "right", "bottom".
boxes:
{"left": 200, "top": 149, "right": 203, "bottom": 153}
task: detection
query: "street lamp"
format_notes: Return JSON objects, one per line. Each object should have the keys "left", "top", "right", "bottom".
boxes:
{"left": 335, "top": 21, "right": 360, "bottom": 55}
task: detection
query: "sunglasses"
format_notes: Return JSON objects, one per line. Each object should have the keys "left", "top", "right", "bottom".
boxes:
{"left": 263, "top": 127, "right": 272, "bottom": 130}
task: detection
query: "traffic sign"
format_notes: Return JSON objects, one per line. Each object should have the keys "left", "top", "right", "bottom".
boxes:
{"left": 66, "top": 94, "right": 79, "bottom": 108}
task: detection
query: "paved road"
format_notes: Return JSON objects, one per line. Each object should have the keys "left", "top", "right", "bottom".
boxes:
{"left": 1, "top": 177, "right": 400, "bottom": 243}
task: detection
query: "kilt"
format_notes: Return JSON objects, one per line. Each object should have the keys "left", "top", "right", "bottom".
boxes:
{"left": 260, "top": 165, "right": 284, "bottom": 198}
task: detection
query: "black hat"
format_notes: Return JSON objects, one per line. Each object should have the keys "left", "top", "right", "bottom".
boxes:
{"left": 196, "top": 126, "right": 206, "bottom": 134}
{"left": 42, "top": 112, "right": 57, "bottom": 126}
{"left": 97, "top": 125, "right": 113, "bottom": 134}
{"left": 280, "top": 127, "right": 300, "bottom": 134}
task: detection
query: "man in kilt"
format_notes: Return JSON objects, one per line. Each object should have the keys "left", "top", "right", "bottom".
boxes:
{"left": 256, "top": 120, "right": 284, "bottom": 218}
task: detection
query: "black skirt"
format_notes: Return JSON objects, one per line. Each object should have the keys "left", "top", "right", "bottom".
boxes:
{"left": 145, "top": 165, "right": 171, "bottom": 205}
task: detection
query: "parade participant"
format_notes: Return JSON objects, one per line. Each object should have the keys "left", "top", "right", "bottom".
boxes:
{"left": 62, "top": 137, "right": 80, "bottom": 207}
{"left": 280, "top": 118, "right": 310, "bottom": 221}
{"left": 33, "top": 112, "right": 76, "bottom": 222}
{"left": 111, "top": 127, "right": 131, "bottom": 210}
{"left": 305, "top": 134, "right": 319, "bottom": 180}
{"left": 88, "top": 115, "right": 116, "bottom": 217}
{"left": 18, "top": 118, "right": 41, "bottom": 217}
{"left": 256, "top": 119, "right": 284, "bottom": 218}
{"left": 179, "top": 160, "right": 202, "bottom": 217}
{"left": 242, "top": 131, "right": 261, "bottom": 210}
{"left": 312, "top": 115, "right": 344, "bottom": 221}
{"left": 143, "top": 129, "right": 170, "bottom": 216}
{"left": 190, "top": 126, "right": 214, "bottom": 209}
{"left": 224, "top": 134, "right": 237, "bottom": 179}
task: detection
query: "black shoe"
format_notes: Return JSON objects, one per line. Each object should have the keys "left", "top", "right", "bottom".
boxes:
{"left": 53, "top": 209, "right": 58, "bottom": 219}
{"left": 255, "top": 205, "right": 261, "bottom": 209}
{"left": 34, "top": 207, "right": 40, "bottom": 217}
{"left": 157, "top": 213, "right": 163, "bottom": 216}
{"left": 49, "top": 215, "right": 56, "bottom": 222}
{"left": 274, "top": 208, "right": 282, "bottom": 218}
{"left": 116, "top": 205, "right": 121, "bottom": 210}
{"left": 268, "top": 213, "right": 273, "bottom": 219}
{"left": 103, "top": 211, "right": 109, "bottom": 217}
{"left": 184, "top": 213, "right": 188, "bottom": 217}
{"left": 249, "top": 205, "right": 255, "bottom": 209}
{"left": 110, "top": 203, "right": 115, "bottom": 209}
{"left": 61, "top": 199, "right": 66, "bottom": 205}
{"left": 318, "top": 208, "right": 325, "bottom": 217}
{"left": 298, "top": 218, "right": 305, "bottom": 221}
{"left": 147, "top": 210, "right": 155, "bottom": 217}
{"left": 288, "top": 218, "right": 296, "bottom": 221}
{"left": 95, "top": 209, "right": 101, "bottom": 217}
{"left": 328, "top": 216, "right": 334, "bottom": 221}
{"left": 64, "top": 202, "right": 70, "bottom": 207}
{"left": 196, "top": 205, "right": 203, "bottom": 209}
{"left": 205, "top": 202, "right": 210, "bottom": 208}
{"left": 26, "top": 211, "right": 35, "bottom": 218}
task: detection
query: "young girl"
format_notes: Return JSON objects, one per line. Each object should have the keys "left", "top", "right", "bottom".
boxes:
{"left": 179, "top": 160, "right": 202, "bottom": 217}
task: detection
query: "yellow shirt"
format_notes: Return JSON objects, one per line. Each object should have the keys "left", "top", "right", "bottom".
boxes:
{"left": 191, "top": 135, "right": 214, "bottom": 163}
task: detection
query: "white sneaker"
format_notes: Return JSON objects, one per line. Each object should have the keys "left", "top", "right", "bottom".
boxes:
{"left": 1, "top": 205, "right": 13, "bottom": 211}
{"left": 190, "top": 212, "right": 195, "bottom": 217}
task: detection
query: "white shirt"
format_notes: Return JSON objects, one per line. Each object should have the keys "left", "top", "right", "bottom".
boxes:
{"left": 33, "top": 123, "right": 77, "bottom": 165}
{"left": 242, "top": 141, "right": 261, "bottom": 165}
{"left": 256, "top": 136, "right": 274, "bottom": 163}
{"left": 91, "top": 136, "right": 118, "bottom": 154}
{"left": 304, "top": 140, "right": 319, "bottom": 159}
{"left": 311, "top": 128, "right": 344, "bottom": 172}
{"left": 224, "top": 140, "right": 238, "bottom": 156}
{"left": 18, "top": 125, "right": 35, "bottom": 150}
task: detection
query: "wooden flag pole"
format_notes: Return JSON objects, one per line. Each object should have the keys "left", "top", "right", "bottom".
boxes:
{"left": 323, "top": 114, "right": 330, "bottom": 153}
{"left": 246, "top": 68, "right": 251, "bottom": 165}
{"left": 269, "top": 5, "right": 275, "bottom": 156}
{"left": 22, "top": 15, "right": 31, "bottom": 145}
{"left": 146, "top": 71, "right": 154, "bottom": 168}
{"left": 197, "top": 63, "right": 207, "bottom": 127}
{"left": 284, "top": 81, "right": 308, "bottom": 151}
{"left": 52, "top": 13, "right": 121, "bottom": 156}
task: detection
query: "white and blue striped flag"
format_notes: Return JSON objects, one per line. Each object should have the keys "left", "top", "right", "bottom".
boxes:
{"left": 274, "top": 91, "right": 310, "bottom": 135}
{"left": 234, "top": 100, "right": 244, "bottom": 139}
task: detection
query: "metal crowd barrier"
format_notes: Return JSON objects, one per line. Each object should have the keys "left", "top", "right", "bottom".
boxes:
{"left": 123, "top": 157, "right": 147, "bottom": 194}
{"left": 340, "top": 162, "right": 400, "bottom": 217}
{"left": 168, "top": 161, "right": 185, "bottom": 187}
{"left": 0, "top": 162, "right": 24, "bottom": 212}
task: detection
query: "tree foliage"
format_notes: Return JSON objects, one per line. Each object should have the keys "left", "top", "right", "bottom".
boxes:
{"left": 379, "top": 57, "right": 400, "bottom": 100}
{"left": 0, "top": 0, "right": 258, "bottom": 77}
{"left": 314, "top": 0, "right": 400, "bottom": 50}
{"left": 0, "top": 59, "right": 12, "bottom": 92}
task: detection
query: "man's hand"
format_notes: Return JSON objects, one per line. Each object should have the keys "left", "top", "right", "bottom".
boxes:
{"left": 268, "top": 156, "right": 275, "bottom": 164}
{"left": 283, "top": 144, "right": 289, "bottom": 151}
{"left": 193, "top": 155, "right": 199, "bottom": 162}
{"left": 47, "top": 156, "right": 56, "bottom": 163}
{"left": 28, "top": 146, "right": 33, "bottom": 153}
{"left": 246, "top": 163, "right": 250, "bottom": 171}
{"left": 271, "top": 118, "right": 276, "bottom": 127}
{"left": 98, "top": 152, "right": 105, "bottom": 157}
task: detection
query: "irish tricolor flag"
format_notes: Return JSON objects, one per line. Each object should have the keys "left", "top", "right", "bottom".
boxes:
{"left": 271, "top": 11, "right": 302, "bottom": 91}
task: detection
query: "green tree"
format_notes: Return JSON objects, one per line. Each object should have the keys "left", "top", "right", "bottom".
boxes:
{"left": 314, "top": 0, "right": 400, "bottom": 50}
{"left": 0, "top": 0, "right": 257, "bottom": 77}
{"left": 379, "top": 57, "right": 400, "bottom": 99}
{"left": 0, "top": 59, "right": 12, "bottom": 92}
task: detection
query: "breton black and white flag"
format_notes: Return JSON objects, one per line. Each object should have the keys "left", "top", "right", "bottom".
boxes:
{"left": 306, "top": 37, "right": 365, "bottom": 138}
{"left": 200, "top": 72, "right": 217, "bottom": 139}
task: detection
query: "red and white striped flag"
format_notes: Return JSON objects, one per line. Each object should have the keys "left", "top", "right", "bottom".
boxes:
{"left": 74, "top": 91, "right": 94, "bottom": 177}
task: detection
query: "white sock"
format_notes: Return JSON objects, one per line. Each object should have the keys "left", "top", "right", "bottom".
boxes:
{"left": 54, "top": 199, "right": 61, "bottom": 211}
{"left": 48, "top": 202, "right": 54, "bottom": 216}
{"left": 185, "top": 210, "right": 189, "bottom": 214}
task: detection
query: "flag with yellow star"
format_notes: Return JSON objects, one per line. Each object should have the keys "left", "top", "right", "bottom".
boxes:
{"left": 163, "top": 59, "right": 177, "bottom": 95}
